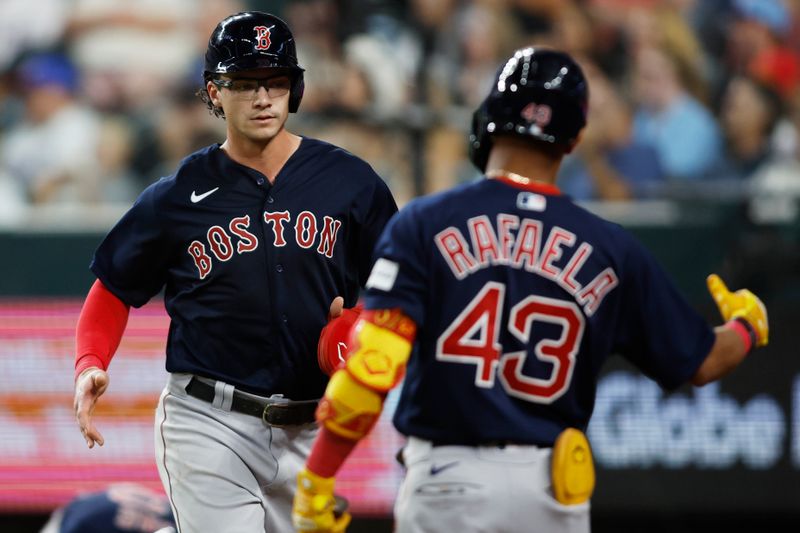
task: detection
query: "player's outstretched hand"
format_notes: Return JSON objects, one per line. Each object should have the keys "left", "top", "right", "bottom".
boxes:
{"left": 74, "top": 367, "right": 109, "bottom": 448}
{"left": 706, "top": 274, "right": 769, "bottom": 347}
{"left": 293, "top": 468, "right": 351, "bottom": 533}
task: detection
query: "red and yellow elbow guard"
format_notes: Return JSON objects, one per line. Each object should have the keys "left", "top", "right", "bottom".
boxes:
{"left": 316, "top": 309, "right": 417, "bottom": 441}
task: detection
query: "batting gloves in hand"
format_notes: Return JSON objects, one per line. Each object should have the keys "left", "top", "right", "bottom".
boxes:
{"left": 293, "top": 468, "right": 351, "bottom": 533}
{"left": 707, "top": 274, "right": 769, "bottom": 348}
{"left": 317, "top": 304, "right": 363, "bottom": 376}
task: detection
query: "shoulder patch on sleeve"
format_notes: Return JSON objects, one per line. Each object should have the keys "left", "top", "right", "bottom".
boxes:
{"left": 366, "top": 258, "right": 399, "bottom": 292}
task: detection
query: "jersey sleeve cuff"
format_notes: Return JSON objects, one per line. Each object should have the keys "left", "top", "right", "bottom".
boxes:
{"left": 75, "top": 354, "right": 105, "bottom": 381}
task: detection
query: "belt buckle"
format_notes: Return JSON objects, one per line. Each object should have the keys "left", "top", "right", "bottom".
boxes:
{"left": 261, "top": 401, "right": 289, "bottom": 428}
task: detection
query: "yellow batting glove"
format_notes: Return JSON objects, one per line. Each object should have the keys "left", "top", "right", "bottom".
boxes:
{"left": 293, "top": 468, "right": 351, "bottom": 533}
{"left": 707, "top": 274, "right": 769, "bottom": 347}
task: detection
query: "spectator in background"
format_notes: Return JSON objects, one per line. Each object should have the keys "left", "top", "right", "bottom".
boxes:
{"left": 285, "top": 0, "right": 386, "bottom": 117}
{"left": 631, "top": 43, "right": 723, "bottom": 181}
{"left": 0, "top": 53, "right": 103, "bottom": 204}
{"left": 551, "top": 2, "right": 595, "bottom": 58}
{"left": 396, "top": 0, "right": 525, "bottom": 194}
{"left": 723, "top": 75, "right": 800, "bottom": 223}
{"left": 670, "top": 0, "right": 739, "bottom": 92}
{"left": 283, "top": 0, "right": 415, "bottom": 204}
{"left": 94, "top": 116, "right": 143, "bottom": 204}
{"left": 0, "top": 68, "right": 27, "bottom": 223}
{"left": 64, "top": 0, "right": 197, "bottom": 112}
{"left": 145, "top": 80, "right": 225, "bottom": 184}
{"left": 286, "top": 0, "right": 409, "bottom": 119}
{"left": 404, "top": 0, "right": 463, "bottom": 110}
{"left": 340, "top": 31, "right": 410, "bottom": 119}
{"left": 119, "top": 0, "right": 243, "bottom": 190}
{"left": 39, "top": 483, "right": 176, "bottom": 533}
{"left": 559, "top": 60, "right": 664, "bottom": 200}
{"left": 623, "top": 1, "right": 709, "bottom": 86}
{"left": 717, "top": 75, "right": 785, "bottom": 180}
{"left": 509, "top": 0, "right": 562, "bottom": 42}
{"left": 726, "top": 0, "right": 800, "bottom": 100}
{"left": 455, "top": 3, "right": 520, "bottom": 108}
{"left": 0, "top": 0, "right": 68, "bottom": 72}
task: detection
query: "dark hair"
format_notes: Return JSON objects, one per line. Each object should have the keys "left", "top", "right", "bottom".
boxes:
{"left": 197, "top": 76, "right": 225, "bottom": 119}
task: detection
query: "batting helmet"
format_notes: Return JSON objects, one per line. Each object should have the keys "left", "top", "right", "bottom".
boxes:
{"left": 469, "top": 47, "right": 588, "bottom": 172}
{"left": 204, "top": 11, "right": 305, "bottom": 112}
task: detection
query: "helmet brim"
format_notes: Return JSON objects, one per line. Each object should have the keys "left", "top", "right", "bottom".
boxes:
{"left": 212, "top": 54, "right": 305, "bottom": 75}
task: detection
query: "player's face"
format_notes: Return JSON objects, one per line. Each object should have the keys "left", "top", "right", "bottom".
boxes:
{"left": 209, "top": 68, "right": 293, "bottom": 144}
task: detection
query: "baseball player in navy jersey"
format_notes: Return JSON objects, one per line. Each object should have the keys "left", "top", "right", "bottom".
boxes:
{"left": 72, "top": 11, "right": 397, "bottom": 533}
{"left": 291, "top": 47, "right": 769, "bottom": 533}
{"left": 40, "top": 483, "right": 176, "bottom": 533}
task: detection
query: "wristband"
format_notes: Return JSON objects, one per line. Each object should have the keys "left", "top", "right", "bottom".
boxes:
{"left": 726, "top": 318, "right": 757, "bottom": 355}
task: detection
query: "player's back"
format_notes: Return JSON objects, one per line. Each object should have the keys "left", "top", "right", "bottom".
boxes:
{"left": 369, "top": 177, "right": 712, "bottom": 447}
{"left": 40, "top": 484, "right": 175, "bottom": 533}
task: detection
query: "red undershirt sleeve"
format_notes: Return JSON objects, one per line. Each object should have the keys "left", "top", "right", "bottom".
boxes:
{"left": 74, "top": 279, "right": 131, "bottom": 381}
{"left": 306, "top": 427, "right": 361, "bottom": 478}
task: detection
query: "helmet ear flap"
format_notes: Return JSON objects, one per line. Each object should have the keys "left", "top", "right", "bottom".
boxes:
{"left": 468, "top": 104, "right": 492, "bottom": 173}
{"left": 289, "top": 72, "right": 304, "bottom": 113}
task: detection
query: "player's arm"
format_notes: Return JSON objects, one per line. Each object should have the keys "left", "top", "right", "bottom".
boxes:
{"left": 73, "top": 279, "right": 130, "bottom": 448}
{"left": 293, "top": 308, "right": 417, "bottom": 533}
{"left": 692, "top": 274, "right": 768, "bottom": 386}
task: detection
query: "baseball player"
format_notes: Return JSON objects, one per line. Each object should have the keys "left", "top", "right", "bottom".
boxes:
{"left": 39, "top": 483, "right": 175, "bottom": 533}
{"left": 72, "top": 11, "right": 397, "bottom": 533}
{"left": 291, "top": 48, "right": 769, "bottom": 533}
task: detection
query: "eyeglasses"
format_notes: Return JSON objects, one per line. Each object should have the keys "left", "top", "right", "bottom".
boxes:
{"left": 212, "top": 76, "right": 291, "bottom": 100}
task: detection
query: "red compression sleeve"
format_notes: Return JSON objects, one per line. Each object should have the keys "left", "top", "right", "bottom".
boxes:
{"left": 75, "top": 279, "right": 130, "bottom": 380}
{"left": 306, "top": 427, "right": 361, "bottom": 478}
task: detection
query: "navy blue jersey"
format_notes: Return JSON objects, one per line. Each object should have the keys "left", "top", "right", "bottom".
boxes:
{"left": 364, "top": 177, "right": 714, "bottom": 446}
{"left": 92, "top": 138, "right": 397, "bottom": 398}
{"left": 57, "top": 484, "right": 174, "bottom": 533}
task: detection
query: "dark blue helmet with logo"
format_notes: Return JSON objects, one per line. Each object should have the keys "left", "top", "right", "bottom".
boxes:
{"left": 469, "top": 47, "right": 588, "bottom": 172}
{"left": 204, "top": 11, "right": 305, "bottom": 112}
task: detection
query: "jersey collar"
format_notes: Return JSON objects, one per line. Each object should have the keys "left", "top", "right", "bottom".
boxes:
{"left": 486, "top": 170, "right": 562, "bottom": 196}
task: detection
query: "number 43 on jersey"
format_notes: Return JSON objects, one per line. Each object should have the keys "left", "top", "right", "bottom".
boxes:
{"left": 436, "top": 282, "right": 585, "bottom": 404}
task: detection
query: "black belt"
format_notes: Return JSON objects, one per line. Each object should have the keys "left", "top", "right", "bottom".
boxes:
{"left": 430, "top": 440, "right": 538, "bottom": 448}
{"left": 185, "top": 377, "right": 318, "bottom": 426}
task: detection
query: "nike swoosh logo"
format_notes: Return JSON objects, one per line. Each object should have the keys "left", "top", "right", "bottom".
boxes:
{"left": 429, "top": 461, "right": 459, "bottom": 476}
{"left": 190, "top": 187, "right": 219, "bottom": 203}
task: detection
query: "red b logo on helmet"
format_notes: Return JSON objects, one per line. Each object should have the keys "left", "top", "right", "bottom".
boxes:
{"left": 521, "top": 102, "right": 552, "bottom": 127}
{"left": 254, "top": 26, "right": 271, "bottom": 50}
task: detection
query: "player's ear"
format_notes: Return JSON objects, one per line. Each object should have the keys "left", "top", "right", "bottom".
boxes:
{"left": 207, "top": 80, "right": 222, "bottom": 108}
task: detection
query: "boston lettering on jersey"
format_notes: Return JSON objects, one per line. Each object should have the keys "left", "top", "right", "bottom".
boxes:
{"left": 434, "top": 213, "right": 618, "bottom": 316}
{"left": 187, "top": 210, "right": 342, "bottom": 279}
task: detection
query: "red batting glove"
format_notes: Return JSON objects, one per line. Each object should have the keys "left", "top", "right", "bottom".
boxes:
{"left": 317, "top": 304, "right": 363, "bottom": 376}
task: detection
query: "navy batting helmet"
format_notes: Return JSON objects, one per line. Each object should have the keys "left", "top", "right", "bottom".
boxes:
{"left": 204, "top": 11, "right": 305, "bottom": 112}
{"left": 469, "top": 47, "right": 588, "bottom": 172}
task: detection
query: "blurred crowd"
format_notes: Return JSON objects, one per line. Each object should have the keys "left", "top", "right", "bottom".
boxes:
{"left": 2, "top": 0, "right": 800, "bottom": 219}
